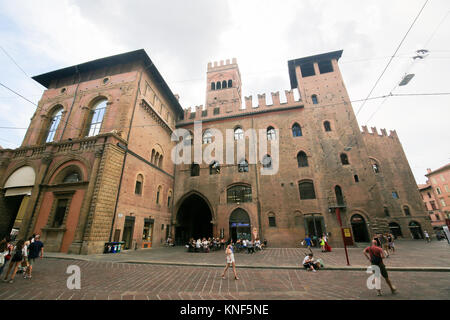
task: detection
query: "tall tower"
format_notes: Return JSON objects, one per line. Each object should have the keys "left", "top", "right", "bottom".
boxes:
{"left": 206, "top": 58, "right": 242, "bottom": 113}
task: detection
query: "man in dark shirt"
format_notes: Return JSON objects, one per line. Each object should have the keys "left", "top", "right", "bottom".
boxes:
{"left": 26, "top": 234, "right": 44, "bottom": 279}
{"left": 364, "top": 240, "right": 396, "bottom": 296}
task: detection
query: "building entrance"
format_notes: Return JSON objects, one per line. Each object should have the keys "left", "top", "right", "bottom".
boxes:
{"left": 229, "top": 208, "right": 251, "bottom": 241}
{"left": 351, "top": 214, "right": 370, "bottom": 242}
{"left": 409, "top": 221, "right": 424, "bottom": 239}
{"left": 389, "top": 222, "right": 403, "bottom": 238}
{"left": 175, "top": 194, "right": 212, "bottom": 245}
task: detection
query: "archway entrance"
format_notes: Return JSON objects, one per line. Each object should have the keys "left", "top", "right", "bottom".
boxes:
{"left": 229, "top": 208, "right": 251, "bottom": 241}
{"left": 0, "top": 166, "right": 35, "bottom": 239}
{"left": 389, "top": 222, "right": 402, "bottom": 238}
{"left": 351, "top": 214, "right": 370, "bottom": 242}
{"left": 175, "top": 194, "right": 212, "bottom": 245}
{"left": 409, "top": 221, "right": 423, "bottom": 239}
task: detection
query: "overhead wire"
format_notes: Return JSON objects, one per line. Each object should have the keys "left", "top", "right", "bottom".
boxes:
{"left": 355, "top": 0, "right": 430, "bottom": 117}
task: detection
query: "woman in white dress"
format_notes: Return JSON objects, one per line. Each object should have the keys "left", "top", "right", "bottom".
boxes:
{"left": 221, "top": 243, "right": 239, "bottom": 280}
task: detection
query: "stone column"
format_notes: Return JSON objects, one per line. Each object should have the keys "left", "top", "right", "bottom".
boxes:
{"left": 20, "top": 153, "right": 53, "bottom": 239}
{"left": 68, "top": 147, "right": 103, "bottom": 254}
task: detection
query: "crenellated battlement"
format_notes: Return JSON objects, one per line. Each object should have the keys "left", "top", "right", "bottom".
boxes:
{"left": 207, "top": 58, "right": 238, "bottom": 71}
{"left": 361, "top": 125, "right": 398, "bottom": 139}
{"left": 179, "top": 88, "right": 302, "bottom": 124}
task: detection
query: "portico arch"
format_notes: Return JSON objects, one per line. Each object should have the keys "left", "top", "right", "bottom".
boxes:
{"left": 175, "top": 191, "right": 214, "bottom": 245}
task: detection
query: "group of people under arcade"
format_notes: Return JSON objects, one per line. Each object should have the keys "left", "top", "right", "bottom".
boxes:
{"left": 184, "top": 237, "right": 267, "bottom": 254}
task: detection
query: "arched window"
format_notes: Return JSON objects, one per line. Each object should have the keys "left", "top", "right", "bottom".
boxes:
{"left": 203, "top": 129, "right": 213, "bottom": 144}
{"left": 311, "top": 94, "right": 318, "bottom": 104}
{"left": 209, "top": 161, "right": 220, "bottom": 175}
{"left": 191, "top": 163, "right": 200, "bottom": 176}
{"left": 267, "top": 126, "right": 276, "bottom": 140}
{"left": 354, "top": 175, "right": 359, "bottom": 183}
{"left": 403, "top": 205, "right": 411, "bottom": 216}
{"left": 211, "top": 82, "right": 215, "bottom": 90}
{"left": 234, "top": 127, "right": 244, "bottom": 140}
{"left": 135, "top": 174, "right": 143, "bottom": 195}
{"left": 298, "top": 180, "right": 316, "bottom": 200}
{"left": 228, "top": 79, "right": 232, "bottom": 88}
{"left": 151, "top": 149, "right": 155, "bottom": 163}
{"left": 45, "top": 108, "right": 63, "bottom": 143}
{"left": 372, "top": 163, "right": 380, "bottom": 173}
{"left": 292, "top": 123, "right": 302, "bottom": 137}
{"left": 167, "top": 190, "right": 172, "bottom": 207}
{"left": 156, "top": 186, "right": 162, "bottom": 204}
{"left": 324, "top": 121, "right": 331, "bottom": 132}
{"left": 183, "top": 131, "right": 193, "bottom": 146}
{"left": 158, "top": 155, "right": 163, "bottom": 168}
{"left": 216, "top": 81, "right": 221, "bottom": 90}
{"left": 340, "top": 153, "right": 349, "bottom": 165}
{"left": 222, "top": 80, "right": 227, "bottom": 89}
{"left": 87, "top": 99, "right": 107, "bottom": 137}
{"left": 238, "top": 159, "right": 249, "bottom": 172}
{"left": 227, "top": 185, "right": 252, "bottom": 203}
{"left": 335, "top": 185, "right": 344, "bottom": 206}
{"left": 297, "top": 151, "right": 308, "bottom": 167}
{"left": 63, "top": 171, "right": 80, "bottom": 183}
{"left": 262, "top": 154, "right": 272, "bottom": 169}
{"left": 268, "top": 213, "right": 276, "bottom": 227}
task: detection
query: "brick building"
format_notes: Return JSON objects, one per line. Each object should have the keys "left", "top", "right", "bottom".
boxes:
{"left": 0, "top": 49, "right": 432, "bottom": 254}
{"left": 419, "top": 164, "right": 450, "bottom": 231}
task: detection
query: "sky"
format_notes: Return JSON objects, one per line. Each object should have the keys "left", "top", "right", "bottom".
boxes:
{"left": 0, "top": 0, "right": 449, "bottom": 184}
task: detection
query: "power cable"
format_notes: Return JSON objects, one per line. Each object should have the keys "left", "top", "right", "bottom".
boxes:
{"left": 355, "top": 0, "right": 429, "bottom": 116}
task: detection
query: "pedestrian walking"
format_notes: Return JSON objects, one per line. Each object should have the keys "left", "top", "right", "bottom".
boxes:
{"left": 0, "top": 239, "right": 9, "bottom": 276}
{"left": 424, "top": 231, "right": 431, "bottom": 243}
{"left": 26, "top": 234, "right": 44, "bottom": 279}
{"left": 387, "top": 233, "right": 395, "bottom": 254}
{"left": 302, "top": 235, "right": 312, "bottom": 249}
{"left": 221, "top": 243, "right": 239, "bottom": 280}
{"left": 3, "top": 239, "right": 25, "bottom": 283}
{"left": 363, "top": 240, "right": 397, "bottom": 296}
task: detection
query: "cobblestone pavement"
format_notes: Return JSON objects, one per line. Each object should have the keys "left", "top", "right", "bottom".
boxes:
{"left": 0, "top": 258, "right": 449, "bottom": 300}
{"left": 47, "top": 239, "right": 450, "bottom": 269}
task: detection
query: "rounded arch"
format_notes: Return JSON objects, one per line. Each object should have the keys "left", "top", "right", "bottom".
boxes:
{"left": 297, "top": 151, "right": 308, "bottom": 167}
{"left": 409, "top": 220, "right": 424, "bottom": 239}
{"left": 81, "top": 94, "right": 112, "bottom": 137}
{"left": 350, "top": 212, "right": 370, "bottom": 242}
{"left": 388, "top": 222, "right": 402, "bottom": 238}
{"left": 266, "top": 126, "right": 277, "bottom": 140}
{"left": 1, "top": 160, "right": 39, "bottom": 188}
{"left": 234, "top": 126, "right": 244, "bottom": 140}
{"left": 174, "top": 190, "right": 215, "bottom": 222}
{"left": 43, "top": 105, "right": 65, "bottom": 143}
{"left": 45, "top": 156, "right": 91, "bottom": 185}
{"left": 3, "top": 166, "right": 36, "bottom": 189}
{"left": 52, "top": 164, "right": 84, "bottom": 184}
{"left": 174, "top": 190, "right": 215, "bottom": 244}
{"left": 292, "top": 122, "right": 302, "bottom": 137}
{"left": 402, "top": 205, "right": 411, "bottom": 216}
{"left": 222, "top": 80, "right": 227, "bottom": 89}
{"left": 229, "top": 207, "right": 251, "bottom": 241}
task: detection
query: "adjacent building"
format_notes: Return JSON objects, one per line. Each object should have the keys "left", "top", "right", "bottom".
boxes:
{"left": 0, "top": 49, "right": 432, "bottom": 254}
{"left": 419, "top": 164, "right": 450, "bottom": 231}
